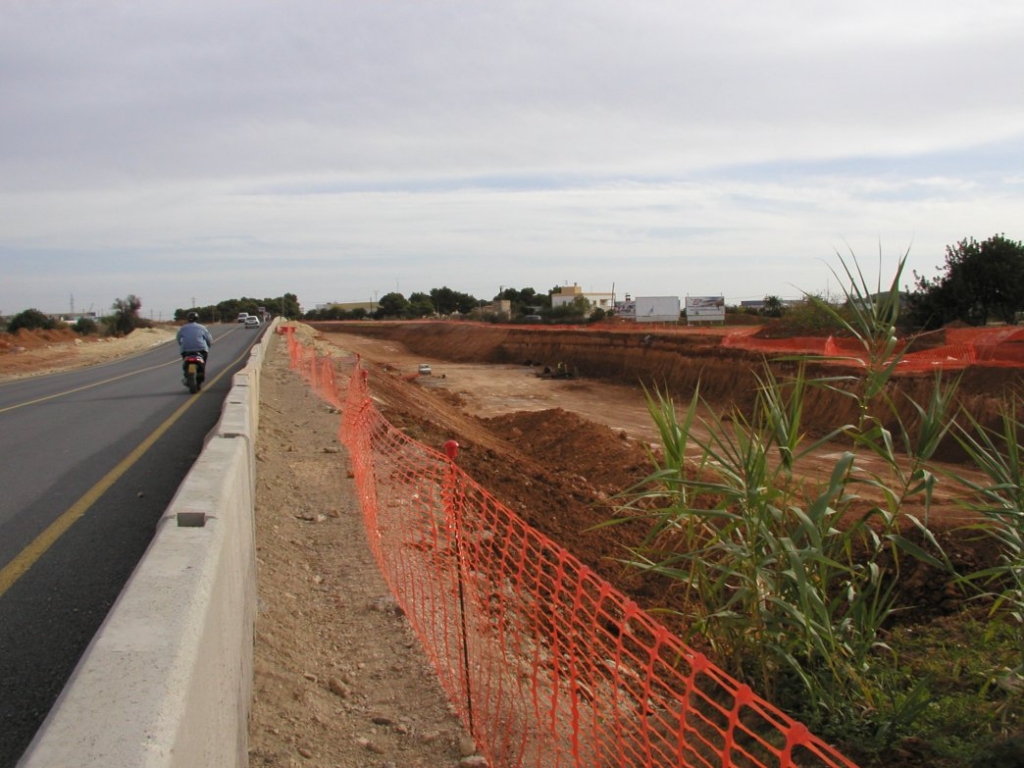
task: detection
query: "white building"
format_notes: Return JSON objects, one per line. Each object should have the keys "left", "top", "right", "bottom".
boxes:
{"left": 550, "top": 284, "right": 615, "bottom": 314}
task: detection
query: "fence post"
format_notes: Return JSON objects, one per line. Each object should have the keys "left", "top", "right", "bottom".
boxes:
{"left": 442, "top": 439, "right": 475, "bottom": 738}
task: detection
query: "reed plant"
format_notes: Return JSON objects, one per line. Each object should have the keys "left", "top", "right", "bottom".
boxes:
{"left": 609, "top": 250, "right": 964, "bottom": 749}
{"left": 950, "top": 402, "right": 1024, "bottom": 691}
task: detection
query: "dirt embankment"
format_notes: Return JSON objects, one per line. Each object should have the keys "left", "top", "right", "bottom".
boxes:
{"left": 0, "top": 326, "right": 178, "bottom": 380}
{"left": 312, "top": 321, "right": 1024, "bottom": 462}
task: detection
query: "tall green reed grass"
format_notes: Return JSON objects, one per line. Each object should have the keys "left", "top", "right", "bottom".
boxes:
{"left": 951, "top": 402, "right": 1024, "bottom": 697}
{"left": 605, "top": 250, "right": 980, "bottom": 749}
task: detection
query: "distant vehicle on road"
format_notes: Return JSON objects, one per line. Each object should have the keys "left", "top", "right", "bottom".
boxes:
{"left": 237, "top": 312, "right": 249, "bottom": 323}
{"left": 417, "top": 364, "right": 432, "bottom": 375}
{"left": 245, "top": 316, "right": 261, "bottom": 329}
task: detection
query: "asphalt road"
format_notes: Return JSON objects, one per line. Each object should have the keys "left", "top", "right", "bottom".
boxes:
{"left": 0, "top": 322, "right": 264, "bottom": 768}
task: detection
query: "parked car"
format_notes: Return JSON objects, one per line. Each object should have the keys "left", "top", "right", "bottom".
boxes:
{"left": 245, "top": 315, "right": 261, "bottom": 329}
{"left": 417, "top": 364, "right": 432, "bottom": 375}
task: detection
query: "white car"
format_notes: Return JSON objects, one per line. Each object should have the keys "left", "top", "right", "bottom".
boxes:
{"left": 245, "top": 315, "right": 261, "bottom": 329}
{"left": 417, "top": 363, "right": 432, "bottom": 375}
{"left": 237, "top": 312, "right": 249, "bottom": 323}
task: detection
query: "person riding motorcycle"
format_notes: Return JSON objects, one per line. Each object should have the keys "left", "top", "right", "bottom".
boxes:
{"left": 176, "top": 311, "right": 213, "bottom": 361}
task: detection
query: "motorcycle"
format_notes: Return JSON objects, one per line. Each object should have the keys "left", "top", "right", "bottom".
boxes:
{"left": 181, "top": 351, "right": 207, "bottom": 394}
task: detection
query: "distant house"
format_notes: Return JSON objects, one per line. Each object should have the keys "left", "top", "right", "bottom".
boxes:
{"left": 550, "top": 284, "right": 615, "bottom": 314}
{"left": 58, "top": 312, "right": 99, "bottom": 324}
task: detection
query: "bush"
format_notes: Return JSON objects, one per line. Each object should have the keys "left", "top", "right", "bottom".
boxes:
{"left": 765, "top": 294, "right": 852, "bottom": 336}
{"left": 73, "top": 317, "right": 98, "bottom": 335}
{"left": 6, "top": 308, "right": 59, "bottom": 333}
{"left": 108, "top": 295, "right": 152, "bottom": 337}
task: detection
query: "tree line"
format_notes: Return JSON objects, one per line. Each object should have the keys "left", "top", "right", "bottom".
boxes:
{"left": 307, "top": 235, "right": 1024, "bottom": 331}
{"left": 172, "top": 294, "right": 301, "bottom": 324}
{"left": 303, "top": 285, "right": 598, "bottom": 323}
{"left": 4, "top": 234, "right": 1022, "bottom": 335}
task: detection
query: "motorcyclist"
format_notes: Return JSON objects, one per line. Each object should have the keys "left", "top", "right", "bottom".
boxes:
{"left": 176, "top": 311, "right": 213, "bottom": 361}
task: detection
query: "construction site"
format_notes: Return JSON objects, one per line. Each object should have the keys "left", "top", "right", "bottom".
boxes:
{"left": 274, "top": 318, "right": 1024, "bottom": 766}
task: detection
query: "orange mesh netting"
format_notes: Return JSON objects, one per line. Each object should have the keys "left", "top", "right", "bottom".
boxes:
{"left": 282, "top": 327, "right": 858, "bottom": 768}
{"left": 721, "top": 325, "right": 1024, "bottom": 372}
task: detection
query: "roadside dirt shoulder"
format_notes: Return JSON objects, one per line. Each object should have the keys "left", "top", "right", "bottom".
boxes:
{"left": 248, "top": 334, "right": 475, "bottom": 768}
{"left": 0, "top": 327, "right": 176, "bottom": 381}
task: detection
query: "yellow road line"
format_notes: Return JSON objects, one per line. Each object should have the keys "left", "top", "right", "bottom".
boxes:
{"left": 0, "top": 350, "right": 246, "bottom": 597}
{"left": 0, "top": 326, "right": 243, "bottom": 413}
{"left": 0, "top": 362, "right": 175, "bottom": 414}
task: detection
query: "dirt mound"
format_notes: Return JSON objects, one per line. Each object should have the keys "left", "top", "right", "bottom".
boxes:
{"left": 0, "top": 326, "right": 177, "bottom": 381}
{"left": 351, "top": 357, "right": 662, "bottom": 601}
{"left": 0, "top": 326, "right": 79, "bottom": 352}
{"left": 482, "top": 408, "right": 651, "bottom": 495}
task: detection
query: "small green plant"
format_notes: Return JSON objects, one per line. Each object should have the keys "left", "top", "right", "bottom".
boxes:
{"left": 886, "top": 612, "right": 1024, "bottom": 763}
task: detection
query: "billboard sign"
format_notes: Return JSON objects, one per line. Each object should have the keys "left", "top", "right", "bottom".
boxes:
{"left": 635, "top": 296, "right": 680, "bottom": 323}
{"left": 614, "top": 299, "right": 636, "bottom": 319}
{"left": 685, "top": 296, "right": 726, "bottom": 324}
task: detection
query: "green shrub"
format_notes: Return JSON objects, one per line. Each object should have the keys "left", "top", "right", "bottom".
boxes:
{"left": 6, "top": 308, "right": 59, "bottom": 333}
{"left": 73, "top": 317, "right": 98, "bottom": 335}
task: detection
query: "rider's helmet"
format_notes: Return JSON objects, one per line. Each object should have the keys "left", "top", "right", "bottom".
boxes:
{"left": 186, "top": 312, "right": 199, "bottom": 322}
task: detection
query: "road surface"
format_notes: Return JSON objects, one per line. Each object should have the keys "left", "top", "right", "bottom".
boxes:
{"left": 0, "top": 322, "right": 263, "bottom": 768}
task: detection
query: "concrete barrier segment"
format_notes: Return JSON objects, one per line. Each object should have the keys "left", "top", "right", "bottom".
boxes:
{"left": 218, "top": 391, "right": 254, "bottom": 444}
{"left": 229, "top": 370, "right": 259, "bottom": 432}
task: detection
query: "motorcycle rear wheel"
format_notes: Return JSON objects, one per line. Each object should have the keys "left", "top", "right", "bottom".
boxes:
{"left": 186, "top": 364, "right": 198, "bottom": 394}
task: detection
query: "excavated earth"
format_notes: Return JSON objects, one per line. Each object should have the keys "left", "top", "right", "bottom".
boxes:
{"left": 311, "top": 320, "right": 1023, "bottom": 626}
{"left": 316, "top": 319, "right": 1024, "bottom": 463}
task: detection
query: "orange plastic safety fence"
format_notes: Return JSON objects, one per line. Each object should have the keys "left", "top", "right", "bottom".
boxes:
{"left": 284, "top": 330, "right": 859, "bottom": 768}
{"left": 721, "top": 326, "right": 1024, "bottom": 373}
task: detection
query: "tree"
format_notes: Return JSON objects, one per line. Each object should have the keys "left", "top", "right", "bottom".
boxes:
{"left": 496, "top": 287, "right": 549, "bottom": 316}
{"left": 6, "top": 308, "right": 59, "bottom": 333}
{"left": 376, "top": 292, "right": 409, "bottom": 318}
{"left": 546, "top": 295, "right": 592, "bottom": 323}
{"left": 430, "top": 286, "right": 478, "bottom": 315}
{"left": 760, "top": 295, "right": 785, "bottom": 318}
{"left": 407, "top": 292, "right": 436, "bottom": 318}
{"left": 274, "top": 293, "right": 301, "bottom": 319}
{"left": 906, "top": 234, "right": 1024, "bottom": 329}
{"left": 110, "top": 295, "right": 147, "bottom": 336}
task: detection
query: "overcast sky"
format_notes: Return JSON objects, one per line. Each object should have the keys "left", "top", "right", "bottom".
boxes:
{"left": 2, "top": 1, "right": 1023, "bottom": 320}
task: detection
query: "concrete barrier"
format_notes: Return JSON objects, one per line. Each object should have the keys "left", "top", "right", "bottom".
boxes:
{"left": 16, "top": 323, "right": 274, "bottom": 768}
